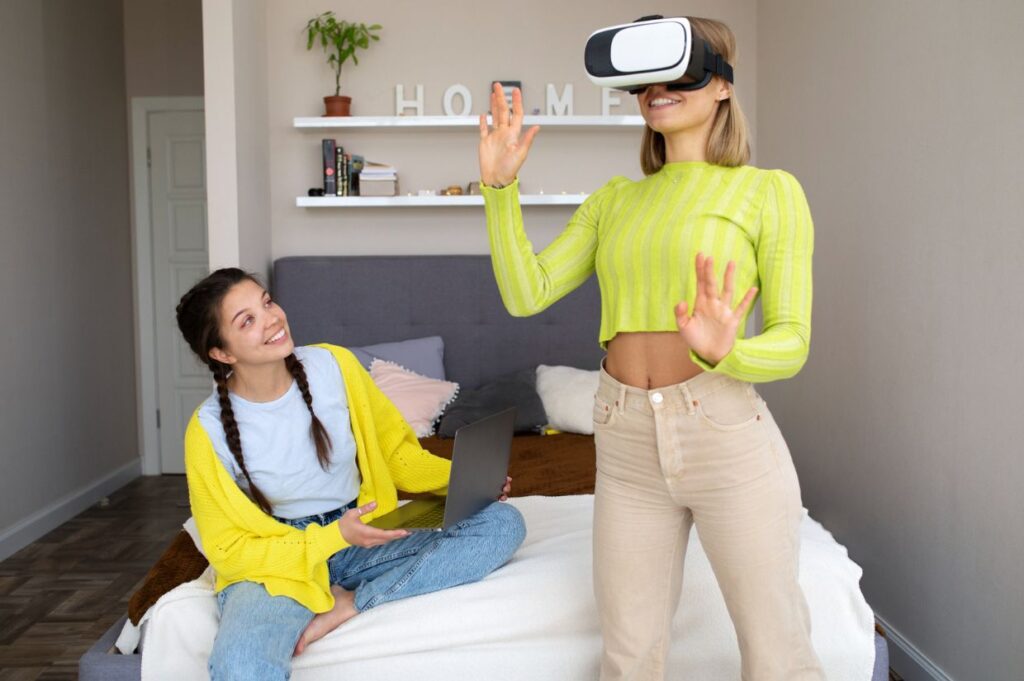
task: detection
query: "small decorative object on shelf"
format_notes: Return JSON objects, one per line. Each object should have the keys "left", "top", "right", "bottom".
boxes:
{"left": 466, "top": 181, "right": 481, "bottom": 195}
{"left": 304, "top": 11, "right": 381, "bottom": 117}
{"left": 440, "top": 185, "right": 464, "bottom": 196}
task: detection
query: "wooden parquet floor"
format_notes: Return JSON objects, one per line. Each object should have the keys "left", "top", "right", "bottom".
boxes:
{"left": 0, "top": 476, "right": 189, "bottom": 680}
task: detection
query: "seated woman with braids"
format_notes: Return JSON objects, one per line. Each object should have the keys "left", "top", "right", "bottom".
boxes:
{"left": 175, "top": 268, "right": 524, "bottom": 681}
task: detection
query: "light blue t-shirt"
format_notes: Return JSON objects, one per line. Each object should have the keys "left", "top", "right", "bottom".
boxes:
{"left": 198, "top": 345, "right": 361, "bottom": 519}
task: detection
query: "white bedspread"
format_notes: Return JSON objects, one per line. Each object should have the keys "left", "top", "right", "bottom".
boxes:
{"left": 135, "top": 495, "right": 875, "bottom": 680}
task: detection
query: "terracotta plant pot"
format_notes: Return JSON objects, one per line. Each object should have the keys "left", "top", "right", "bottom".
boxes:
{"left": 324, "top": 95, "right": 351, "bottom": 117}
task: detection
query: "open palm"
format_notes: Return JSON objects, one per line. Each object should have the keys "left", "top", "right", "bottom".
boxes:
{"left": 675, "top": 253, "right": 758, "bottom": 366}
{"left": 478, "top": 82, "right": 539, "bottom": 187}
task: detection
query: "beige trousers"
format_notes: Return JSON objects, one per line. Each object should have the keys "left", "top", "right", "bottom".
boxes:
{"left": 593, "top": 362, "right": 826, "bottom": 681}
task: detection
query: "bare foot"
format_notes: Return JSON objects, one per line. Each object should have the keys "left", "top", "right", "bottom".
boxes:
{"left": 293, "top": 585, "right": 358, "bottom": 656}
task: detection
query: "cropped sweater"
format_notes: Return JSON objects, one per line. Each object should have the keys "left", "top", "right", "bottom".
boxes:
{"left": 184, "top": 344, "right": 452, "bottom": 613}
{"left": 481, "top": 162, "right": 814, "bottom": 383}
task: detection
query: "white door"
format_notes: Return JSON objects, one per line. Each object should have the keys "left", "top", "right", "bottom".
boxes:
{"left": 149, "top": 110, "right": 209, "bottom": 474}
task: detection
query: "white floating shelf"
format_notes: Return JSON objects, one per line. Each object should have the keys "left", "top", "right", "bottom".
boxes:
{"left": 296, "top": 194, "right": 587, "bottom": 207}
{"left": 293, "top": 115, "right": 644, "bottom": 130}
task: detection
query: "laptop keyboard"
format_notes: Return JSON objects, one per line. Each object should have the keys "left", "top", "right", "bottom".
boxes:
{"left": 404, "top": 504, "right": 446, "bottom": 528}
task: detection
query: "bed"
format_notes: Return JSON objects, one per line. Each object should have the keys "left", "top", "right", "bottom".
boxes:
{"left": 80, "top": 255, "right": 889, "bottom": 680}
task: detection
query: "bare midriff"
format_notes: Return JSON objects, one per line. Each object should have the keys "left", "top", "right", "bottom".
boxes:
{"left": 604, "top": 331, "right": 704, "bottom": 390}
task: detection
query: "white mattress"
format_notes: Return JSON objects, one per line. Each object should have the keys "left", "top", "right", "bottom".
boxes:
{"left": 132, "top": 495, "right": 875, "bottom": 680}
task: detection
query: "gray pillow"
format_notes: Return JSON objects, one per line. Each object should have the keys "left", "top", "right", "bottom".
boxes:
{"left": 436, "top": 368, "right": 546, "bottom": 438}
{"left": 347, "top": 335, "right": 446, "bottom": 380}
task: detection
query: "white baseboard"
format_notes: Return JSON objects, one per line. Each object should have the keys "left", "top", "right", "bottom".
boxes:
{"left": 0, "top": 460, "right": 142, "bottom": 562}
{"left": 876, "top": 614, "right": 956, "bottom": 681}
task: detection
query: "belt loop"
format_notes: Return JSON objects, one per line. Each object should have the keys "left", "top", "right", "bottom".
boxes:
{"left": 612, "top": 383, "right": 624, "bottom": 414}
{"left": 679, "top": 383, "right": 696, "bottom": 415}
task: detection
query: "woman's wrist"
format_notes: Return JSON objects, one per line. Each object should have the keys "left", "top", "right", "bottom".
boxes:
{"left": 698, "top": 340, "right": 734, "bottom": 367}
{"left": 482, "top": 176, "right": 516, "bottom": 190}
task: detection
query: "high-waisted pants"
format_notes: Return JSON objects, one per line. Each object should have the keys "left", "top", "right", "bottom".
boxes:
{"left": 593, "top": 362, "right": 826, "bottom": 681}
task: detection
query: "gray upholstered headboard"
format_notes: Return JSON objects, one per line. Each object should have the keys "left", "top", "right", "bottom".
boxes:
{"left": 272, "top": 256, "right": 604, "bottom": 391}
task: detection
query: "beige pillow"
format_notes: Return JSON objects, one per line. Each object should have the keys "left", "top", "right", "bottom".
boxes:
{"left": 535, "top": 364, "right": 600, "bottom": 435}
{"left": 369, "top": 358, "right": 459, "bottom": 437}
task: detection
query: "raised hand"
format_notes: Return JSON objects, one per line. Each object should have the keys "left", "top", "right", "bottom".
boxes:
{"left": 337, "top": 501, "right": 409, "bottom": 547}
{"left": 478, "top": 82, "right": 540, "bottom": 187}
{"left": 674, "top": 253, "right": 758, "bottom": 366}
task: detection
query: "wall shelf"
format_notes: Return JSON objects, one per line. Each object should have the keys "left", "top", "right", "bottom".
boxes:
{"left": 296, "top": 194, "right": 587, "bottom": 208}
{"left": 293, "top": 115, "right": 644, "bottom": 130}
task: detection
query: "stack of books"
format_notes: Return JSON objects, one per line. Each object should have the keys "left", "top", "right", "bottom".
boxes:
{"left": 359, "top": 162, "right": 398, "bottom": 197}
{"left": 321, "top": 139, "right": 364, "bottom": 196}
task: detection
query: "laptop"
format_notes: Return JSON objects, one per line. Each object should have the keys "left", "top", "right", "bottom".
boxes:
{"left": 368, "top": 407, "right": 516, "bottom": 532}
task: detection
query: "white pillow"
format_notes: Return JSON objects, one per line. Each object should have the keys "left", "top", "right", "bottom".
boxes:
{"left": 535, "top": 364, "right": 600, "bottom": 435}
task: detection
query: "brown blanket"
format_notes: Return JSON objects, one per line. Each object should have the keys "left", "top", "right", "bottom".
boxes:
{"left": 128, "top": 433, "right": 595, "bottom": 624}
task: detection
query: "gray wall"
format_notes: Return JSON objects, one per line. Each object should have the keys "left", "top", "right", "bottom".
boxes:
{"left": 757, "top": 2, "right": 1024, "bottom": 680}
{"left": 0, "top": 1, "right": 139, "bottom": 546}
{"left": 123, "top": 0, "right": 204, "bottom": 98}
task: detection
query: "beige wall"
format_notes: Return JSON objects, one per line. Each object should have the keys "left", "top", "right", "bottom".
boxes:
{"left": 203, "top": 0, "right": 273, "bottom": 280}
{"left": 234, "top": 0, "right": 273, "bottom": 279}
{"left": 757, "top": 2, "right": 1024, "bottom": 679}
{"left": 123, "top": 0, "right": 204, "bottom": 98}
{"left": 261, "top": 0, "right": 758, "bottom": 259}
{"left": 0, "top": 0, "right": 138, "bottom": 552}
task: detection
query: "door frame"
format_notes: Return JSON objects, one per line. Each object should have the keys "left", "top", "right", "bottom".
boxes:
{"left": 130, "top": 96, "right": 205, "bottom": 475}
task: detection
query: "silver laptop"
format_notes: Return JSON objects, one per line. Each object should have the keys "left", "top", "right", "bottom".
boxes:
{"left": 368, "top": 407, "right": 516, "bottom": 532}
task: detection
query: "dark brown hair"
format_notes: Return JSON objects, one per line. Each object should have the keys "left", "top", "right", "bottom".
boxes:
{"left": 175, "top": 268, "right": 332, "bottom": 514}
{"left": 639, "top": 16, "right": 751, "bottom": 174}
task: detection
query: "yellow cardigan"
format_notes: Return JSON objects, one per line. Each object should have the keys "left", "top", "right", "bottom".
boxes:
{"left": 184, "top": 344, "right": 452, "bottom": 613}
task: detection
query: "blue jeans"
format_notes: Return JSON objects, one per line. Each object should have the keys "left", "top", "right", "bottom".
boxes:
{"left": 207, "top": 501, "right": 526, "bottom": 681}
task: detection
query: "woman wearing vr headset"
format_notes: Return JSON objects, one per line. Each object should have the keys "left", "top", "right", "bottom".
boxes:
{"left": 478, "top": 15, "right": 824, "bottom": 681}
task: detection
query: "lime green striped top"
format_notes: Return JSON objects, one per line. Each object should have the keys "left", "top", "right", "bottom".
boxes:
{"left": 481, "top": 162, "right": 814, "bottom": 383}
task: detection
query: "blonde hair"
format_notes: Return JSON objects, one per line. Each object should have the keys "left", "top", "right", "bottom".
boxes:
{"left": 639, "top": 16, "right": 751, "bottom": 174}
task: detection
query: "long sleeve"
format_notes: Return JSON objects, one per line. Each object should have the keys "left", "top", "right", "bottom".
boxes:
{"left": 690, "top": 170, "right": 814, "bottom": 382}
{"left": 313, "top": 343, "right": 452, "bottom": 504}
{"left": 482, "top": 177, "right": 625, "bottom": 316}
{"left": 184, "top": 416, "right": 347, "bottom": 599}
{"left": 363, "top": 365, "right": 453, "bottom": 495}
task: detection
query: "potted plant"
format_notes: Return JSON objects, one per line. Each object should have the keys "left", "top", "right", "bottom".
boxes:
{"left": 304, "top": 11, "right": 382, "bottom": 116}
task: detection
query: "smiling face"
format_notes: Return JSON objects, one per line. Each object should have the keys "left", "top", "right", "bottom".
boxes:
{"left": 636, "top": 76, "right": 731, "bottom": 138}
{"left": 208, "top": 278, "right": 294, "bottom": 368}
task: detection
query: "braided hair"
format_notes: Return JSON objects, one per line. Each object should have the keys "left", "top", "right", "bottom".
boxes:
{"left": 176, "top": 268, "right": 332, "bottom": 515}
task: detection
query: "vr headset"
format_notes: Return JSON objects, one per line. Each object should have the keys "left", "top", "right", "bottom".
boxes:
{"left": 584, "top": 16, "right": 734, "bottom": 94}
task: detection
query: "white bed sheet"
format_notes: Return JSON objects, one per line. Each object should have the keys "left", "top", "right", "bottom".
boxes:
{"left": 134, "top": 495, "right": 875, "bottom": 680}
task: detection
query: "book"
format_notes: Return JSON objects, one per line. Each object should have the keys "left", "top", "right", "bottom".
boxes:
{"left": 322, "top": 139, "right": 337, "bottom": 196}
{"left": 350, "top": 154, "right": 365, "bottom": 196}
{"left": 361, "top": 161, "right": 397, "bottom": 180}
{"left": 342, "top": 153, "right": 351, "bottom": 197}
{"left": 334, "top": 144, "right": 345, "bottom": 196}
